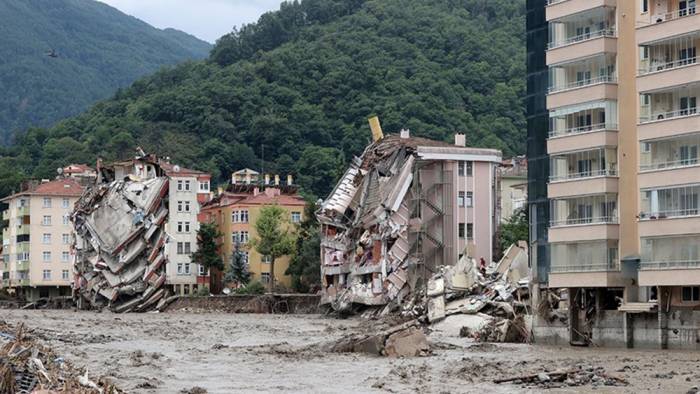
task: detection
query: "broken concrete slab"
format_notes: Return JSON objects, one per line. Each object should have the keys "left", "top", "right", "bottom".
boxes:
{"left": 384, "top": 327, "right": 429, "bottom": 358}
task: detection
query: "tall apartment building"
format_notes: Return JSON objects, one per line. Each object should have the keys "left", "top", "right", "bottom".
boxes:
{"left": 200, "top": 176, "right": 305, "bottom": 289}
{"left": 318, "top": 131, "right": 501, "bottom": 308}
{"left": 1, "top": 178, "right": 83, "bottom": 301}
{"left": 530, "top": 0, "right": 699, "bottom": 348}
{"left": 112, "top": 158, "right": 212, "bottom": 296}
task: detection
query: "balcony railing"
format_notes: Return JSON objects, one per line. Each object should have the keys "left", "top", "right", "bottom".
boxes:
{"left": 641, "top": 260, "right": 700, "bottom": 270}
{"left": 640, "top": 107, "right": 698, "bottom": 123}
{"left": 639, "top": 208, "right": 700, "bottom": 220}
{"left": 549, "top": 122, "right": 618, "bottom": 138}
{"left": 639, "top": 57, "right": 697, "bottom": 75}
{"left": 2, "top": 210, "right": 9, "bottom": 221}
{"left": 17, "top": 206, "right": 29, "bottom": 217}
{"left": 551, "top": 216, "right": 618, "bottom": 226}
{"left": 546, "top": 0, "right": 569, "bottom": 5}
{"left": 548, "top": 75, "right": 617, "bottom": 93}
{"left": 551, "top": 261, "right": 620, "bottom": 273}
{"left": 547, "top": 29, "right": 616, "bottom": 50}
{"left": 16, "top": 261, "right": 30, "bottom": 271}
{"left": 641, "top": 8, "right": 698, "bottom": 26}
{"left": 550, "top": 168, "right": 617, "bottom": 182}
{"left": 640, "top": 157, "right": 699, "bottom": 171}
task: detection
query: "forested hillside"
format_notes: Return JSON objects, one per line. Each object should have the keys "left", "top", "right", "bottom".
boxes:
{"left": 0, "top": 0, "right": 211, "bottom": 144}
{"left": 1, "top": 0, "right": 526, "bottom": 199}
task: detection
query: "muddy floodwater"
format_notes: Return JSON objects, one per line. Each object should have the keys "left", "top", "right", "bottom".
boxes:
{"left": 2, "top": 310, "right": 699, "bottom": 393}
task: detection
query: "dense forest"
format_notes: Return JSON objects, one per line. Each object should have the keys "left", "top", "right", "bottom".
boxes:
{"left": 0, "top": 0, "right": 211, "bottom": 144}
{"left": 0, "top": 0, "right": 526, "bottom": 199}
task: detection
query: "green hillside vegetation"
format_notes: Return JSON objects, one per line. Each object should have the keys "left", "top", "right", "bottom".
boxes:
{"left": 1, "top": 0, "right": 525, "bottom": 199}
{"left": 0, "top": 0, "right": 211, "bottom": 144}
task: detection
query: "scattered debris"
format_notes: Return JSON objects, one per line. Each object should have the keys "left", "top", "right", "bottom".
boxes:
{"left": 0, "top": 321, "right": 120, "bottom": 393}
{"left": 326, "top": 320, "right": 430, "bottom": 357}
{"left": 72, "top": 153, "right": 176, "bottom": 313}
{"left": 494, "top": 365, "right": 628, "bottom": 389}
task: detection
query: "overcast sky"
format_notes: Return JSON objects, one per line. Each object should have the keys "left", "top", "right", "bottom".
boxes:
{"left": 98, "top": 0, "right": 284, "bottom": 43}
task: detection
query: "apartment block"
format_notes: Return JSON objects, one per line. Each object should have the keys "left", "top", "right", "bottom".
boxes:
{"left": 200, "top": 174, "right": 305, "bottom": 289}
{"left": 530, "top": 0, "right": 699, "bottom": 348}
{"left": 111, "top": 158, "right": 212, "bottom": 296}
{"left": 317, "top": 130, "right": 501, "bottom": 309}
{"left": 0, "top": 178, "right": 83, "bottom": 301}
{"left": 498, "top": 156, "right": 528, "bottom": 223}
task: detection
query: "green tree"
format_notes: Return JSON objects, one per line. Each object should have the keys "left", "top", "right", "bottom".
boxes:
{"left": 497, "top": 208, "right": 529, "bottom": 254}
{"left": 286, "top": 200, "right": 321, "bottom": 293}
{"left": 191, "top": 223, "right": 224, "bottom": 284}
{"left": 295, "top": 146, "right": 345, "bottom": 199}
{"left": 251, "top": 205, "right": 296, "bottom": 292}
{"left": 225, "top": 240, "right": 251, "bottom": 286}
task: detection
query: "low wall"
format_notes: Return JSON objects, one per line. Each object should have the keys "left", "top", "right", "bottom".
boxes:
{"left": 165, "top": 294, "right": 322, "bottom": 314}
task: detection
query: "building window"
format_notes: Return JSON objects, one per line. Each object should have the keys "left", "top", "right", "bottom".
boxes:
{"left": 177, "top": 180, "right": 184, "bottom": 191}
{"left": 62, "top": 270, "right": 69, "bottom": 280}
{"left": 42, "top": 270, "right": 51, "bottom": 280}
{"left": 177, "top": 242, "right": 184, "bottom": 254}
{"left": 184, "top": 242, "right": 191, "bottom": 254}
{"left": 178, "top": 201, "right": 183, "bottom": 212}
{"left": 291, "top": 212, "right": 301, "bottom": 223}
{"left": 199, "top": 181, "right": 209, "bottom": 192}
{"left": 641, "top": 0, "right": 648, "bottom": 13}
{"left": 459, "top": 161, "right": 473, "bottom": 176}
{"left": 232, "top": 231, "right": 239, "bottom": 243}
{"left": 185, "top": 201, "right": 191, "bottom": 212}
{"left": 62, "top": 198, "right": 70, "bottom": 208}
{"left": 240, "top": 231, "right": 249, "bottom": 244}
{"left": 199, "top": 265, "right": 208, "bottom": 276}
{"left": 42, "top": 233, "right": 51, "bottom": 244}
{"left": 262, "top": 255, "right": 272, "bottom": 264}
{"left": 185, "top": 180, "right": 191, "bottom": 191}
{"left": 42, "top": 251, "right": 51, "bottom": 262}
{"left": 261, "top": 272, "right": 271, "bottom": 284}
{"left": 62, "top": 233, "right": 70, "bottom": 244}
{"left": 458, "top": 192, "right": 465, "bottom": 207}
{"left": 466, "top": 192, "right": 473, "bottom": 207}
{"left": 16, "top": 252, "right": 29, "bottom": 261}
{"left": 62, "top": 215, "right": 69, "bottom": 225}
{"left": 43, "top": 197, "right": 52, "bottom": 208}
{"left": 232, "top": 211, "right": 239, "bottom": 223}
{"left": 177, "top": 222, "right": 191, "bottom": 233}
{"left": 61, "top": 252, "right": 70, "bottom": 262}
{"left": 467, "top": 223, "right": 474, "bottom": 240}
{"left": 177, "top": 263, "right": 183, "bottom": 274}
{"left": 184, "top": 263, "right": 191, "bottom": 275}
{"left": 459, "top": 223, "right": 465, "bottom": 239}
{"left": 240, "top": 210, "right": 249, "bottom": 223}
{"left": 42, "top": 215, "right": 52, "bottom": 226}
{"left": 682, "top": 287, "right": 700, "bottom": 302}
{"left": 242, "top": 251, "right": 249, "bottom": 265}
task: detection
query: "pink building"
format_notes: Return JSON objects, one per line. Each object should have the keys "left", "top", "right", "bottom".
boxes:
{"left": 317, "top": 131, "right": 501, "bottom": 309}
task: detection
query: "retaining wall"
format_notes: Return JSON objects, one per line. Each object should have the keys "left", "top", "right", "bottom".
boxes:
{"left": 165, "top": 294, "right": 321, "bottom": 314}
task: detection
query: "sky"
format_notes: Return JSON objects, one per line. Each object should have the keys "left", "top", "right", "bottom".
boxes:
{"left": 98, "top": 0, "right": 284, "bottom": 43}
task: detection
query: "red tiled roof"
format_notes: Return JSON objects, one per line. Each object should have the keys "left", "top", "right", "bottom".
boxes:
{"left": 201, "top": 190, "right": 305, "bottom": 210}
{"left": 158, "top": 161, "right": 210, "bottom": 178}
{"left": 33, "top": 178, "right": 84, "bottom": 196}
{"left": 63, "top": 163, "right": 94, "bottom": 174}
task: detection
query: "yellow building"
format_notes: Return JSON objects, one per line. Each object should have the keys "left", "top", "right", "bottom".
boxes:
{"left": 201, "top": 181, "right": 305, "bottom": 289}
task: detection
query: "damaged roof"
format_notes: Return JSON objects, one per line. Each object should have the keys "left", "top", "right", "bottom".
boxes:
{"left": 1, "top": 178, "right": 83, "bottom": 201}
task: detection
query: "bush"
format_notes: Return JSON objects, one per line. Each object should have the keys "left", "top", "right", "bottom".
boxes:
{"left": 234, "top": 281, "right": 266, "bottom": 295}
{"left": 195, "top": 286, "right": 210, "bottom": 297}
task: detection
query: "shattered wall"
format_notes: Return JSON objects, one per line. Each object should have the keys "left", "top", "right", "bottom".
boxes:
{"left": 72, "top": 157, "right": 173, "bottom": 312}
{"left": 317, "top": 135, "right": 455, "bottom": 312}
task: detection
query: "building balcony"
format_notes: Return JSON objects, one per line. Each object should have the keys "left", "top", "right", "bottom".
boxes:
{"left": 638, "top": 114, "right": 700, "bottom": 141}
{"left": 637, "top": 7, "right": 700, "bottom": 45}
{"left": 548, "top": 126, "right": 618, "bottom": 154}
{"left": 547, "top": 82, "right": 617, "bottom": 109}
{"left": 639, "top": 163, "right": 700, "bottom": 189}
{"left": 546, "top": 0, "right": 617, "bottom": 22}
{"left": 638, "top": 62, "right": 700, "bottom": 93}
{"left": 15, "top": 260, "right": 30, "bottom": 271}
{"left": 16, "top": 242, "right": 30, "bottom": 253}
{"left": 549, "top": 269, "right": 626, "bottom": 288}
{"left": 639, "top": 215, "right": 700, "bottom": 238}
{"left": 2, "top": 210, "right": 9, "bottom": 221}
{"left": 639, "top": 233, "right": 700, "bottom": 286}
{"left": 14, "top": 279, "right": 30, "bottom": 287}
{"left": 16, "top": 206, "right": 29, "bottom": 217}
{"left": 548, "top": 174, "right": 618, "bottom": 198}
{"left": 16, "top": 225, "right": 30, "bottom": 236}
{"left": 549, "top": 221, "right": 619, "bottom": 243}
{"left": 547, "top": 34, "right": 617, "bottom": 66}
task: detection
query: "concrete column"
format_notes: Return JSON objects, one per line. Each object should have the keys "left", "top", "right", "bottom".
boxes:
{"left": 624, "top": 312, "right": 634, "bottom": 348}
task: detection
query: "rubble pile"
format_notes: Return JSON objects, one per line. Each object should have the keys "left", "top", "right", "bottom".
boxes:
{"left": 72, "top": 156, "right": 174, "bottom": 313}
{"left": 0, "top": 321, "right": 120, "bottom": 393}
{"left": 326, "top": 320, "right": 431, "bottom": 358}
{"left": 425, "top": 250, "right": 531, "bottom": 343}
{"left": 494, "top": 365, "right": 628, "bottom": 389}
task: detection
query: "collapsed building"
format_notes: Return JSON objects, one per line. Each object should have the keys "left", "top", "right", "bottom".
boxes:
{"left": 317, "top": 124, "right": 502, "bottom": 312}
{"left": 71, "top": 152, "right": 211, "bottom": 312}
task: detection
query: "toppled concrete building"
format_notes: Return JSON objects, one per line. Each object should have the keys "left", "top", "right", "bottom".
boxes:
{"left": 317, "top": 126, "right": 502, "bottom": 312}
{"left": 71, "top": 152, "right": 210, "bottom": 312}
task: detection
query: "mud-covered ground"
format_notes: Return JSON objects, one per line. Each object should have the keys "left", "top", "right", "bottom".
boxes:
{"left": 1, "top": 310, "right": 699, "bottom": 393}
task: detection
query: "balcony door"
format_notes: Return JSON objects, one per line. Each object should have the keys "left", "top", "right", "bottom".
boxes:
{"left": 680, "top": 96, "right": 697, "bottom": 116}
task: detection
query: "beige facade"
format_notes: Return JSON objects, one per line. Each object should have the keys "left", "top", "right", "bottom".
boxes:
{"left": 543, "top": 0, "right": 700, "bottom": 347}
{"left": 1, "top": 179, "right": 82, "bottom": 301}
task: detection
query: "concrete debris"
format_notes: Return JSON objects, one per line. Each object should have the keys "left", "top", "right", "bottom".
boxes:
{"left": 494, "top": 365, "right": 628, "bottom": 388}
{"left": 72, "top": 153, "right": 175, "bottom": 313}
{"left": 326, "top": 320, "right": 430, "bottom": 358}
{"left": 423, "top": 251, "right": 531, "bottom": 343}
{"left": 0, "top": 321, "right": 120, "bottom": 393}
